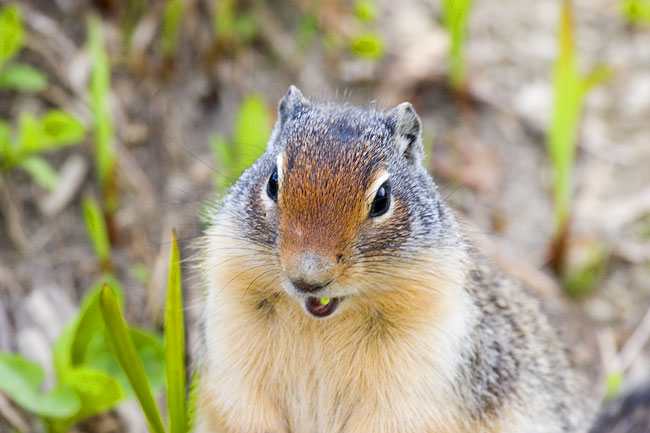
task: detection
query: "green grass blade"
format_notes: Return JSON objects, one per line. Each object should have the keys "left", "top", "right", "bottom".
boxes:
{"left": 185, "top": 366, "right": 200, "bottom": 432}
{"left": 99, "top": 285, "right": 166, "bottom": 433}
{"left": 19, "top": 156, "right": 59, "bottom": 191}
{"left": 442, "top": 0, "right": 473, "bottom": 90}
{"left": 548, "top": 0, "right": 581, "bottom": 234}
{"left": 82, "top": 196, "right": 111, "bottom": 269}
{"left": 161, "top": 0, "right": 183, "bottom": 57}
{"left": 87, "top": 15, "right": 116, "bottom": 201}
{"left": 165, "top": 230, "right": 186, "bottom": 433}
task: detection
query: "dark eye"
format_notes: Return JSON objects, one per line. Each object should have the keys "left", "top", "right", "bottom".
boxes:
{"left": 267, "top": 169, "right": 278, "bottom": 201}
{"left": 369, "top": 182, "right": 391, "bottom": 217}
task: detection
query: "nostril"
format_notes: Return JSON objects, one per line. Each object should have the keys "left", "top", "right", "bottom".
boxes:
{"left": 291, "top": 279, "right": 325, "bottom": 294}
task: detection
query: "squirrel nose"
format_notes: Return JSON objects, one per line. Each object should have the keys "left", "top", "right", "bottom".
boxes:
{"left": 286, "top": 252, "right": 334, "bottom": 294}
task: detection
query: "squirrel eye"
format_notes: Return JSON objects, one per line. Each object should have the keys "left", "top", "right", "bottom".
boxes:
{"left": 369, "top": 182, "right": 391, "bottom": 218}
{"left": 267, "top": 170, "right": 279, "bottom": 202}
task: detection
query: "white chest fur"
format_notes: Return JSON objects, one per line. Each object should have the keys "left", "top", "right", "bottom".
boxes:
{"left": 196, "top": 217, "right": 474, "bottom": 433}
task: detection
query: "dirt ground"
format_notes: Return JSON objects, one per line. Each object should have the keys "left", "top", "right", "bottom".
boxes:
{"left": 1, "top": 0, "right": 649, "bottom": 432}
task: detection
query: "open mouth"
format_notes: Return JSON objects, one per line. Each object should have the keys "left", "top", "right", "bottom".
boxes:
{"left": 305, "top": 296, "right": 340, "bottom": 318}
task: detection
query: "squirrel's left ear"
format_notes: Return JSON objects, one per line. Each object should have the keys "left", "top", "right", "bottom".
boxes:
{"left": 267, "top": 85, "right": 310, "bottom": 151}
{"left": 278, "top": 85, "right": 309, "bottom": 126}
{"left": 388, "top": 102, "right": 423, "bottom": 164}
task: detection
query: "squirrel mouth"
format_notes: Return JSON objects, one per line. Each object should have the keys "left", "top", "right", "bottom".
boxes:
{"left": 304, "top": 296, "right": 340, "bottom": 318}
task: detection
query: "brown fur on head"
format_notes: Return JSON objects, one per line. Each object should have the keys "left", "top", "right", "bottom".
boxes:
{"left": 275, "top": 120, "right": 389, "bottom": 296}
{"left": 206, "top": 85, "right": 465, "bottom": 318}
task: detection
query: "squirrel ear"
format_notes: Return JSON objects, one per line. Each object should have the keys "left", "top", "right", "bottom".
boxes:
{"left": 278, "top": 85, "right": 309, "bottom": 126}
{"left": 389, "top": 102, "right": 423, "bottom": 164}
{"left": 267, "top": 86, "right": 309, "bottom": 151}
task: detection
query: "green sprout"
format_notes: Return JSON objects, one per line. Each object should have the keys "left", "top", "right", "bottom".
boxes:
{"left": 161, "top": 0, "right": 184, "bottom": 59}
{"left": 100, "top": 230, "right": 191, "bottom": 433}
{"left": 0, "top": 4, "right": 84, "bottom": 191}
{"left": 82, "top": 195, "right": 112, "bottom": 271}
{"left": 547, "top": 0, "right": 610, "bottom": 279}
{"left": 0, "top": 4, "right": 48, "bottom": 92}
{"left": 0, "top": 111, "right": 85, "bottom": 191}
{"left": 0, "top": 278, "right": 164, "bottom": 433}
{"left": 355, "top": 0, "right": 379, "bottom": 23}
{"left": 442, "top": 0, "right": 473, "bottom": 91}
{"left": 621, "top": 0, "right": 650, "bottom": 26}
{"left": 88, "top": 16, "right": 119, "bottom": 227}
{"left": 350, "top": 32, "right": 384, "bottom": 59}
{"left": 349, "top": 0, "right": 384, "bottom": 60}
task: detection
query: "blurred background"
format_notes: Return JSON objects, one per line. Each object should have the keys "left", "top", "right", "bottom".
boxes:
{"left": 0, "top": 0, "right": 649, "bottom": 432}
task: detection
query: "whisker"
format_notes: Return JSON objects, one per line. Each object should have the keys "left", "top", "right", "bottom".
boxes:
{"left": 240, "top": 269, "right": 277, "bottom": 304}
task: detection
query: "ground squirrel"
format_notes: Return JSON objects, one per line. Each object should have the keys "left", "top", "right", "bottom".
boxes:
{"left": 195, "top": 86, "right": 596, "bottom": 432}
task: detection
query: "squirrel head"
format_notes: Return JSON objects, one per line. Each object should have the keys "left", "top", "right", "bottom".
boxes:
{"left": 217, "top": 86, "right": 464, "bottom": 318}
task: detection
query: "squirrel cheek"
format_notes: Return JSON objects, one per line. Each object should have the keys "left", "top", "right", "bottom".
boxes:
{"left": 260, "top": 183, "right": 277, "bottom": 213}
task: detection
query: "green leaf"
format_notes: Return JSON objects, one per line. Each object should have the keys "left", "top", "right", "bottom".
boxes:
{"left": 53, "top": 278, "right": 122, "bottom": 389}
{"left": 18, "top": 110, "right": 84, "bottom": 154}
{"left": 166, "top": 230, "right": 187, "bottom": 433}
{"left": 82, "top": 196, "right": 111, "bottom": 267}
{"left": 52, "top": 278, "right": 163, "bottom": 430}
{"left": 39, "top": 110, "right": 85, "bottom": 147}
{"left": 71, "top": 277, "right": 123, "bottom": 366}
{"left": 350, "top": 32, "right": 385, "bottom": 60}
{"left": 0, "top": 352, "right": 80, "bottom": 418}
{"left": 19, "top": 156, "right": 59, "bottom": 191}
{"left": 0, "top": 352, "right": 43, "bottom": 389}
{"left": 17, "top": 112, "right": 40, "bottom": 155}
{"left": 53, "top": 276, "right": 124, "bottom": 378}
{"left": 82, "top": 327, "right": 165, "bottom": 396}
{"left": 0, "top": 4, "right": 24, "bottom": 68}
{"left": 99, "top": 285, "right": 166, "bottom": 433}
{"left": 0, "top": 63, "right": 48, "bottom": 92}
{"left": 59, "top": 367, "right": 124, "bottom": 427}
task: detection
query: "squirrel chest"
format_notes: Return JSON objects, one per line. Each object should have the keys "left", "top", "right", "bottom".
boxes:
{"left": 197, "top": 215, "right": 473, "bottom": 433}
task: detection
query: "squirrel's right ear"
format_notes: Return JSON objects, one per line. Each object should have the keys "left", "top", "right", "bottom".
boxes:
{"left": 388, "top": 102, "right": 424, "bottom": 165}
{"left": 278, "top": 85, "right": 309, "bottom": 126}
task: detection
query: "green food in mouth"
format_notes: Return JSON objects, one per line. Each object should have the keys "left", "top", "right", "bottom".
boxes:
{"left": 319, "top": 297, "right": 331, "bottom": 306}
